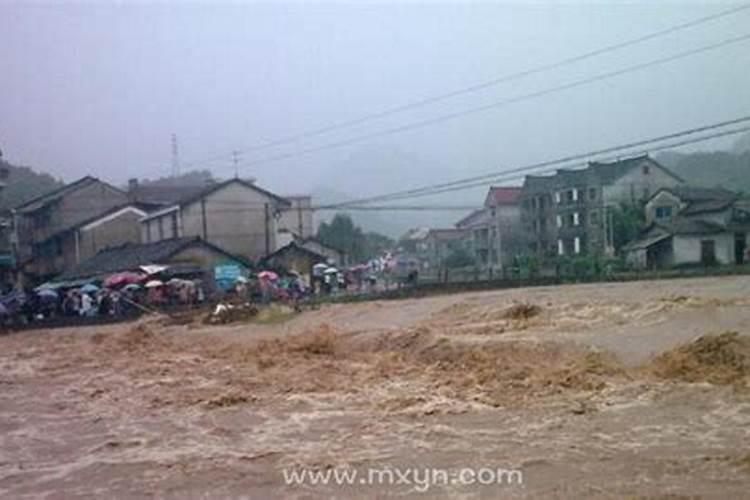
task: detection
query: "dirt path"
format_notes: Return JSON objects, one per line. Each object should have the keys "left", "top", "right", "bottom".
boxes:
{"left": 1, "top": 276, "right": 749, "bottom": 498}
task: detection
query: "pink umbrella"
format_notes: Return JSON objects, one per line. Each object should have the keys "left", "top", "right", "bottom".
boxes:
{"left": 104, "top": 272, "right": 146, "bottom": 288}
{"left": 257, "top": 270, "right": 278, "bottom": 281}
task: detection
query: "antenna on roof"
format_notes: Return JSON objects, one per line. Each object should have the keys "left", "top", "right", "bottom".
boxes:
{"left": 171, "top": 133, "right": 180, "bottom": 177}
{"left": 232, "top": 150, "right": 240, "bottom": 179}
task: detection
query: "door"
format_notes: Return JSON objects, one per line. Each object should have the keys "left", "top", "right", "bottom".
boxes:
{"left": 700, "top": 239, "right": 716, "bottom": 266}
{"left": 735, "top": 233, "right": 746, "bottom": 264}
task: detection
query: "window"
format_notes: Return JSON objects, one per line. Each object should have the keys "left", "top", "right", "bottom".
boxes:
{"left": 556, "top": 215, "right": 562, "bottom": 228}
{"left": 589, "top": 187, "right": 597, "bottom": 200}
{"left": 590, "top": 211, "right": 599, "bottom": 225}
{"left": 573, "top": 212, "right": 580, "bottom": 226}
{"left": 574, "top": 237, "right": 581, "bottom": 254}
{"left": 555, "top": 191, "right": 561, "bottom": 204}
{"left": 171, "top": 213, "right": 178, "bottom": 238}
{"left": 655, "top": 206, "right": 673, "bottom": 219}
{"left": 572, "top": 188, "right": 578, "bottom": 201}
{"left": 643, "top": 165, "right": 650, "bottom": 175}
{"left": 158, "top": 217, "right": 164, "bottom": 240}
{"left": 557, "top": 239, "right": 564, "bottom": 256}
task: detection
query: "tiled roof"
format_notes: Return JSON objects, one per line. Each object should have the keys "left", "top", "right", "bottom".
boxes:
{"left": 485, "top": 186, "right": 521, "bottom": 206}
{"left": 15, "top": 176, "right": 126, "bottom": 213}
{"left": 455, "top": 208, "right": 488, "bottom": 228}
{"left": 668, "top": 186, "right": 737, "bottom": 203}
{"left": 426, "top": 228, "right": 469, "bottom": 241}
{"left": 57, "top": 237, "right": 245, "bottom": 280}
{"left": 132, "top": 178, "right": 291, "bottom": 208}
{"left": 523, "top": 155, "right": 683, "bottom": 194}
{"left": 661, "top": 218, "right": 727, "bottom": 235}
{"left": 682, "top": 199, "right": 736, "bottom": 215}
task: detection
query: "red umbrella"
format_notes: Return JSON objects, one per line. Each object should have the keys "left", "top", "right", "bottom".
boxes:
{"left": 104, "top": 272, "right": 146, "bottom": 288}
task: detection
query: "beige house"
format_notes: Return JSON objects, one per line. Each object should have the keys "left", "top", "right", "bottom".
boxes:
{"left": 140, "top": 178, "right": 290, "bottom": 262}
{"left": 626, "top": 186, "right": 750, "bottom": 268}
{"left": 457, "top": 186, "right": 523, "bottom": 270}
{"left": 12, "top": 176, "right": 132, "bottom": 282}
{"left": 277, "top": 195, "right": 314, "bottom": 240}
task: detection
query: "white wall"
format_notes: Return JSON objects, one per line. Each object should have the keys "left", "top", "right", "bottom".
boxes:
{"left": 603, "top": 160, "right": 682, "bottom": 206}
{"left": 673, "top": 233, "right": 734, "bottom": 265}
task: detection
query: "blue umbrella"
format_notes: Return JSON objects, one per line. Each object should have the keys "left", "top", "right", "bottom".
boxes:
{"left": 81, "top": 283, "right": 99, "bottom": 293}
{"left": 37, "top": 289, "right": 58, "bottom": 301}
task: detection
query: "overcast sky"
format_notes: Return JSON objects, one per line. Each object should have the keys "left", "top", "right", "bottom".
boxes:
{"left": 1, "top": 1, "right": 749, "bottom": 205}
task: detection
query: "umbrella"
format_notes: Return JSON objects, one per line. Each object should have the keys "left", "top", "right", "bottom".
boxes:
{"left": 313, "top": 263, "right": 329, "bottom": 271}
{"left": 145, "top": 280, "right": 164, "bottom": 288}
{"left": 258, "top": 271, "right": 278, "bottom": 281}
{"left": 287, "top": 269, "right": 300, "bottom": 277}
{"left": 80, "top": 283, "right": 99, "bottom": 293}
{"left": 123, "top": 283, "right": 141, "bottom": 292}
{"left": 37, "top": 289, "right": 58, "bottom": 300}
{"left": 235, "top": 275, "right": 249, "bottom": 283}
{"left": 104, "top": 272, "right": 145, "bottom": 288}
{"left": 324, "top": 267, "right": 339, "bottom": 275}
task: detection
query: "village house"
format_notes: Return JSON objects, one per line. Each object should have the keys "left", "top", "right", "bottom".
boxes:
{"left": 139, "top": 178, "right": 291, "bottom": 263}
{"left": 398, "top": 227, "right": 431, "bottom": 257}
{"left": 11, "top": 176, "right": 136, "bottom": 284}
{"left": 421, "top": 228, "right": 470, "bottom": 269}
{"left": 276, "top": 195, "right": 314, "bottom": 241}
{"left": 456, "top": 186, "right": 522, "bottom": 270}
{"left": 625, "top": 186, "right": 750, "bottom": 268}
{"left": 262, "top": 240, "right": 329, "bottom": 282}
{"left": 520, "top": 155, "right": 683, "bottom": 259}
{"left": 56, "top": 236, "right": 249, "bottom": 285}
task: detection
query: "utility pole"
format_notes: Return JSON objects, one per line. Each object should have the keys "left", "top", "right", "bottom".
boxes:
{"left": 232, "top": 150, "right": 240, "bottom": 179}
{"left": 171, "top": 133, "right": 180, "bottom": 177}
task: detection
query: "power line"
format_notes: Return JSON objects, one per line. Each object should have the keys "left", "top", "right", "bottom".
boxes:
{"left": 319, "top": 116, "right": 750, "bottom": 208}
{"left": 226, "top": 33, "right": 750, "bottom": 172}
{"left": 170, "top": 3, "right": 750, "bottom": 170}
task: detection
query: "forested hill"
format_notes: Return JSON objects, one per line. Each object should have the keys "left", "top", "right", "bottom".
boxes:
{"left": 0, "top": 158, "right": 62, "bottom": 212}
{"left": 656, "top": 133, "right": 750, "bottom": 192}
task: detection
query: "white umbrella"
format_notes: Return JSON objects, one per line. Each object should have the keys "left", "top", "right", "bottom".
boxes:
{"left": 324, "top": 267, "right": 339, "bottom": 274}
{"left": 145, "top": 280, "right": 164, "bottom": 288}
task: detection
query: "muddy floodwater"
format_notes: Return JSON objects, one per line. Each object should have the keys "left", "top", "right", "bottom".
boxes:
{"left": 2, "top": 276, "right": 750, "bottom": 498}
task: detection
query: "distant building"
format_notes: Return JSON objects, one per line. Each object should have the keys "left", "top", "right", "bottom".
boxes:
{"left": 520, "top": 155, "right": 683, "bottom": 259}
{"left": 398, "top": 227, "right": 431, "bottom": 256}
{"left": 12, "top": 176, "right": 132, "bottom": 283}
{"left": 262, "top": 240, "right": 328, "bottom": 282}
{"left": 456, "top": 186, "right": 522, "bottom": 270}
{"left": 421, "top": 228, "right": 470, "bottom": 268}
{"left": 277, "top": 195, "right": 314, "bottom": 240}
{"left": 625, "top": 186, "right": 750, "bottom": 268}
{"left": 139, "top": 178, "right": 291, "bottom": 262}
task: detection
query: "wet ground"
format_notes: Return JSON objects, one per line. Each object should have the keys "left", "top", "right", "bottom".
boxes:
{"left": 1, "top": 276, "right": 749, "bottom": 498}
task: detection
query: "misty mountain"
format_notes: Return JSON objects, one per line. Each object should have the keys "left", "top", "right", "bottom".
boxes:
{"left": 656, "top": 147, "right": 750, "bottom": 193}
{"left": 313, "top": 146, "right": 486, "bottom": 237}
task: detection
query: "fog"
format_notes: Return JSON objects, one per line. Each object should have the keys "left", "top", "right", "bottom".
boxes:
{"left": 1, "top": 1, "right": 749, "bottom": 234}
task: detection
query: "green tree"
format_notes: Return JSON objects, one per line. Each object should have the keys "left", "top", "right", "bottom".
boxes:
{"left": 611, "top": 202, "right": 645, "bottom": 252}
{"left": 443, "top": 246, "right": 475, "bottom": 268}
{"left": 317, "top": 213, "right": 393, "bottom": 263}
